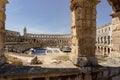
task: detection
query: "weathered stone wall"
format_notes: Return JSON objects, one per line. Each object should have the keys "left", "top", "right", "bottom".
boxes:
{"left": 1, "top": 66, "right": 120, "bottom": 80}
{"left": 108, "top": 0, "right": 120, "bottom": 52}
{"left": 111, "top": 13, "right": 120, "bottom": 52}
{"left": 0, "top": 0, "right": 8, "bottom": 65}
{"left": 70, "top": 0, "right": 99, "bottom": 66}
{"left": 1, "top": 0, "right": 120, "bottom": 80}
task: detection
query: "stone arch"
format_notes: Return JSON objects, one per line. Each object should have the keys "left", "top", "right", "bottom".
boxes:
{"left": 0, "top": 0, "right": 120, "bottom": 66}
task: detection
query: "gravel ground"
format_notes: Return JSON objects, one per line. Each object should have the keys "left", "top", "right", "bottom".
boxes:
{"left": 6, "top": 53, "right": 76, "bottom": 68}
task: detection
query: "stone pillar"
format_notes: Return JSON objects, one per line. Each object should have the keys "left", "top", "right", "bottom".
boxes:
{"left": 107, "top": 0, "right": 120, "bottom": 52}
{"left": 70, "top": 0, "right": 99, "bottom": 67}
{"left": 111, "top": 13, "right": 120, "bottom": 52}
{"left": 0, "top": 0, "right": 8, "bottom": 65}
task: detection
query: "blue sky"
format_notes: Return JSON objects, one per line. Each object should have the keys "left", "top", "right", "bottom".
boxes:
{"left": 6, "top": 0, "right": 112, "bottom": 35}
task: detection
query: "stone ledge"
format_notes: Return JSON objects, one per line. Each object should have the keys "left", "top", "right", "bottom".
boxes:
{"left": 1, "top": 63, "right": 120, "bottom": 80}
{"left": 0, "top": 63, "right": 79, "bottom": 78}
{"left": 76, "top": 57, "right": 98, "bottom": 67}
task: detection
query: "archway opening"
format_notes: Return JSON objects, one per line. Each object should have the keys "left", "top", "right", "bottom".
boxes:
{"left": 97, "top": 0, "right": 112, "bottom": 27}
{"left": 5, "top": 0, "right": 72, "bottom": 51}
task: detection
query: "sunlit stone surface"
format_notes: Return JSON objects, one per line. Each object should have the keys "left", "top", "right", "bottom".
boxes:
{"left": 0, "top": 0, "right": 8, "bottom": 65}
{"left": 108, "top": 0, "right": 120, "bottom": 52}
{"left": 70, "top": 0, "right": 99, "bottom": 66}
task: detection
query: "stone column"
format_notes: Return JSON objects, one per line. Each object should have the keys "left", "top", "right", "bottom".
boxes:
{"left": 70, "top": 0, "right": 99, "bottom": 67}
{"left": 107, "top": 0, "right": 120, "bottom": 52}
{"left": 0, "top": 0, "right": 8, "bottom": 65}
{"left": 111, "top": 12, "right": 120, "bottom": 52}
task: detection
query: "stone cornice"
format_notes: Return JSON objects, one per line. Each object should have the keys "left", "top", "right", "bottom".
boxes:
{"left": 70, "top": 0, "right": 78, "bottom": 11}
{"left": 111, "top": 12, "right": 120, "bottom": 17}
{"left": 0, "top": 0, "right": 8, "bottom": 5}
{"left": 107, "top": 0, "right": 120, "bottom": 12}
{"left": 70, "top": 0, "right": 100, "bottom": 11}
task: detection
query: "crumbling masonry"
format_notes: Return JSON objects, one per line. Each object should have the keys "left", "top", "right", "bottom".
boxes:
{"left": 70, "top": 0, "right": 99, "bottom": 66}
{"left": 0, "top": 0, "right": 120, "bottom": 80}
{"left": 0, "top": 0, "right": 8, "bottom": 65}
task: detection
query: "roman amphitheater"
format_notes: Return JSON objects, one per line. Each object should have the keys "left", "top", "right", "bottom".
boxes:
{"left": 5, "top": 24, "right": 112, "bottom": 56}
{"left": 5, "top": 27, "right": 71, "bottom": 53}
{"left": 0, "top": 0, "right": 120, "bottom": 80}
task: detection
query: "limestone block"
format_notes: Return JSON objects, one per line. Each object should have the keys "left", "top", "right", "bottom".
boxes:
{"left": 70, "top": 0, "right": 99, "bottom": 66}
{"left": 112, "top": 75, "right": 120, "bottom": 80}
{"left": 112, "top": 17, "right": 120, "bottom": 51}
{"left": 103, "top": 70, "right": 109, "bottom": 77}
{"left": 71, "top": 11, "right": 75, "bottom": 27}
{"left": 84, "top": 74, "right": 92, "bottom": 80}
{"left": 76, "top": 57, "right": 98, "bottom": 67}
{"left": 76, "top": 20, "right": 82, "bottom": 28}
{"left": 0, "top": 0, "right": 8, "bottom": 65}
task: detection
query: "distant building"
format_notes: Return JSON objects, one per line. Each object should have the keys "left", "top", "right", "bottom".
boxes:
{"left": 96, "top": 23, "right": 112, "bottom": 56}
{"left": 5, "top": 30, "right": 21, "bottom": 42}
{"left": 23, "top": 26, "right": 27, "bottom": 36}
{"left": 23, "top": 27, "right": 71, "bottom": 47}
{"left": 5, "top": 25, "right": 113, "bottom": 53}
{"left": 4, "top": 27, "right": 71, "bottom": 53}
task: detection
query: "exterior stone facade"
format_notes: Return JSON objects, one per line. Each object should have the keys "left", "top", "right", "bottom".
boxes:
{"left": 0, "top": 0, "right": 8, "bottom": 65}
{"left": 96, "top": 23, "right": 112, "bottom": 56}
